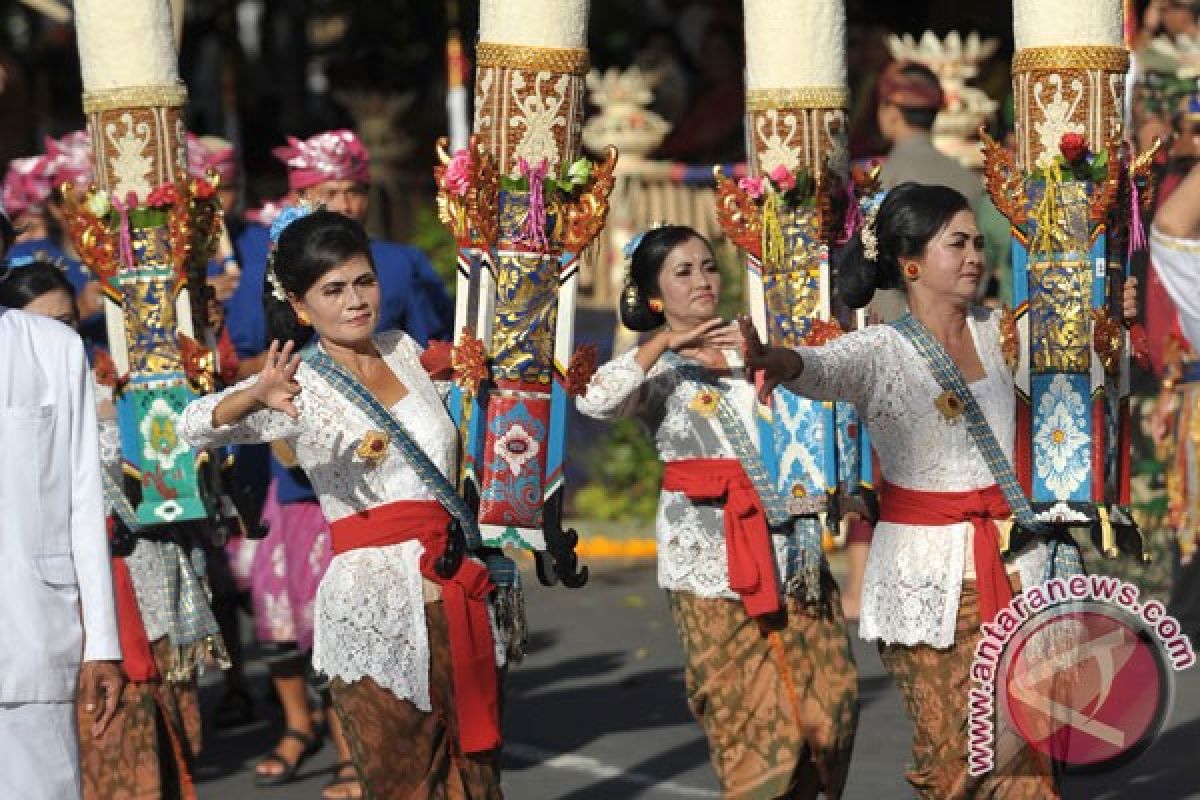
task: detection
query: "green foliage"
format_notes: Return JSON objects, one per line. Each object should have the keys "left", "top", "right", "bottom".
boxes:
{"left": 408, "top": 205, "right": 458, "bottom": 286}
{"left": 573, "top": 418, "right": 662, "bottom": 521}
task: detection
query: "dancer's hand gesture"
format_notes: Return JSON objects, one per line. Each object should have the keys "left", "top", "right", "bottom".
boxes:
{"left": 253, "top": 339, "right": 303, "bottom": 419}
{"left": 739, "top": 315, "right": 805, "bottom": 404}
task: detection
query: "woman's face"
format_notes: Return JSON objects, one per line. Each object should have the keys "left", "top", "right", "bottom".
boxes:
{"left": 910, "top": 209, "right": 985, "bottom": 307}
{"left": 24, "top": 288, "right": 78, "bottom": 329}
{"left": 290, "top": 253, "right": 380, "bottom": 347}
{"left": 655, "top": 236, "right": 721, "bottom": 329}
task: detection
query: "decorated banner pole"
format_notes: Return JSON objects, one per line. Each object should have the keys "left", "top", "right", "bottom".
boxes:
{"left": 65, "top": 0, "right": 223, "bottom": 527}
{"left": 435, "top": 0, "right": 616, "bottom": 586}
{"left": 982, "top": 0, "right": 1153, "bottom": 558}
{"left": 715, "top": 0, "right": 872, "bottom": 548}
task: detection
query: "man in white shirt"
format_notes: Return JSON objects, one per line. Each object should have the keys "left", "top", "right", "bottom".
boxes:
{"left": 0, "top": 236, "right": 124, "bottom": 798}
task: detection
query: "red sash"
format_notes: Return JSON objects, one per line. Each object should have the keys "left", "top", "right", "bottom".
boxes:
{"left": 662, "top": 459, "right": 781, "bottom": 617}
{"left": 880, "top": 482, "right": 1014, "bottom": 625}
{"left": 330, "top": 501, "right": 500, "bottom": 754}
{"left": 106, "top": 518, "right": 158, "bottom": 682}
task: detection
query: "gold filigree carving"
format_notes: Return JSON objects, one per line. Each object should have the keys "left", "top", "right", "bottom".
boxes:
{"left": 561, "top": 145, "right": 617, "bottom": 254}
{"left": 713, "top": 167, "right": 763, "bottom": 258}
{"left": 980, "top": 129, "right": 1028, "bottom": 225}
{"left": 475, "top": 42, "right": 589, "bottom": 76}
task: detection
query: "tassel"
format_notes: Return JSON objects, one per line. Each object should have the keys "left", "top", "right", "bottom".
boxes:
{"left": 111, "top": 191, "right": 137, "bottom": 268}
{"left": 761, "top": 189, "right": 786, "bottom": 266}
{"left": 837, "top": 179, "right": 862, "bottom": 246}
{"left": 518, "top": 157, "right": 549, "bottom": 251}
{"left": 1128, "top": 180, "right": 1147, "bottom": 261}
{"left": 1030, "top": 167, "right": 1061, "bottom": 256}
{"left": 493, "top": 585, "right": 528, "bottom": 664}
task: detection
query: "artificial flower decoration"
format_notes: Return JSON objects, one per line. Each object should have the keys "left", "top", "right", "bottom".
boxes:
{"left": 442, "top": 148, "right": 473, "bottom": 197}
{"left": 1059, "top": 132, "right": 1088, "bottom": 164}
{"left": 356, "top": 430, "right": 390, "bottom": 466}
{"left": 768, "top": 164, "right": 797, "bottom": 192}
{"left": 689, "top": 388, "right": 720, "bottom": 417}
{"left": 192, "top": 177, "right": 216, "bottom": 201}
{"left": 146, "top": 182, "right": 179, "bottom": 209}
{"left": 934, "top": 389, "right": 965, "bottom": 423}
{"left": 738, "top": 176, "right": 766, "bottom": 200}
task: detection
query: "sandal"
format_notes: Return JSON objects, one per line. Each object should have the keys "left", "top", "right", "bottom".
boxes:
{"left": 252, "top": 728, "right": 322, "bottom": 787}
{"left": 322, "top": 762, "right": 364, "bottom": 800}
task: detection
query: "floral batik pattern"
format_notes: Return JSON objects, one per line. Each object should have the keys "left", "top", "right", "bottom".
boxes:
{"left": 667, "top": 575, "right": 859, "bottom": 800}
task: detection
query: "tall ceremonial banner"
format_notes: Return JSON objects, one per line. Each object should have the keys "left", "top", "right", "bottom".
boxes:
{"left": 66, "top": 0, "right": 222, "bottom": 526}
{"left": 435, "top": 0, "right": 615, "bottom": 585}
{"left": 982, "top": 0, "right": 1153, "bottom": 556}
{"left": 715, "top": 0, "right": 872, "bottom": 540}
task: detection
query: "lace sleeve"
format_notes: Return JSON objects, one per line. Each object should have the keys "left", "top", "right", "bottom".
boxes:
{"left": 576, "top": 348, "right": 651, "bottom": 420}
{"left": 784, "top": 326, "right": 888, "bottom": 408}
{"left": 179, "top": 372, "right": 305, "bottom": 448}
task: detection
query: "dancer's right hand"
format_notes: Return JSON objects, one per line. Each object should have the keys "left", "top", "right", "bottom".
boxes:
{"left": 253, "top": 339, "right": 303, "bottom": 419}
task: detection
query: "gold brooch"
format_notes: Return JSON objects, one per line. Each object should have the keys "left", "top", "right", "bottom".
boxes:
{"left": 688, "top": 388, "right": 720, "bottom": 417}
{"left": 356, "top": 430, "right": 390, "bottom": 465}
{"left": 935, "top": 390, "right": 965, "bottom": 422}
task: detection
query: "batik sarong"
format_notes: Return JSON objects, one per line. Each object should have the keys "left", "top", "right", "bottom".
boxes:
{"left": 252, "top": 480, "right": 332, "bottom": 649}
{"left": 878, "top": 581, "right": 1058, "bottom": 800}
{"left": 667, "top": 574, "right": 859, "bottom": 800}
{"left": 76, "top": 637, "right": 202, "bottom": 800}
{"left": 330, "top": 601, "right": 502, "bottom": 800}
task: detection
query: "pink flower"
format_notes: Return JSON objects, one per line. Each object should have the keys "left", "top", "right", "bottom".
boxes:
{"left": 738, "top": 176, "right": 765, "bottom": 200}
{"left": 443, "top": 149, "right": 472, "bottom": 197}
{"left": 768, "top": 164, "right": 796, "bottom": 192}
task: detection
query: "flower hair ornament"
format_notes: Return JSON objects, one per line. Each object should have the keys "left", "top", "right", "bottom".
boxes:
{"left": 266, "top": 200, "right": 317, "bottom": 303}
{"left": 621, "top": 222, "right": 669, "bottom": 310}
{"left": 858, "top": 190, "right": 886, "bottom": 263}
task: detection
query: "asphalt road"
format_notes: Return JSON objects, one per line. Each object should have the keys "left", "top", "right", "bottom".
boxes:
{"left": 195, "top": 558, "right": 1200, "bottom": 799}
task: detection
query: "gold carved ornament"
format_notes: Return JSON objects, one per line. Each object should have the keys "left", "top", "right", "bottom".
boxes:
{"left": 1011, "top": 46, "right": 1129, "bottom": 74}
{"left": 1091, "top": 307, "right": 1124, "bottom": 375}
{"left": 434, "top": 135, "right": 500, "bottom": 248}
{"left": 475, "top": 42, "right": 589, "bottom": 76}
{"left": 1129, "top": 139, "right": 1162, "bottom": 216}
{"left": 62, "top": 185, "right": 122, "bottom": 292}
{"left": 745, "top": 86, "right": 850, "bottom": 112}
{"left": 1089, "top": 137, "right": 1122, "bottom": 222}
{"left": 177, "top": 332, "right": 218, "bottom": 394}
{"left": 980, "top": 129, "right": 1028, "bottom": 226}
{"left": 713, "top": 167, "right": 763, "bottom": 258}
{"left": 562, "top": 146, "right": 618, "bottom": 254}
{"left": 82, "top": 83, "right": 188, "bottom": 113}
{"left": 999, "top": 305, "right": 1020, "bottom": 374}
{"left": 565, "top": 344, "right": 599, "bottom": 397}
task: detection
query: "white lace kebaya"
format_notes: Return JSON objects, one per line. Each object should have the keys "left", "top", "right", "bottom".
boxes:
{"left": 577, "top": 349, "right": 813, "bottom": 601}
{"left": 784, "top": 307, "right": 1048, "bottom": 648}
{"left": 179, "top": 330, "right": 501, "bottom": 712}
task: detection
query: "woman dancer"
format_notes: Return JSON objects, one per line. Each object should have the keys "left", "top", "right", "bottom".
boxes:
{"left": 577, "top": 225, "right": 859, "bottom": 799}
{"left": 744, "top": 182, "right": 1139, "bottom": 798}
{"left": 180, "top": 209, "right": 509, "bottom": 799}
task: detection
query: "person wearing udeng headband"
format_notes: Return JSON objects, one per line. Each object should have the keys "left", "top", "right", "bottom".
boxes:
{"left": 745, "top": 182, "right": 1140, "bottom": 798}
{"left": 577, "top": 224, "right": 859, "bottom": 799}
{"left": 181, "top": 208, "right": 513, "bottom": 799}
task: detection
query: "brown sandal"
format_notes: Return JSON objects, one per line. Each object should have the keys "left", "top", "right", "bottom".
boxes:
{"left": 322, "top": 762, "right": 364, "bottom": 800}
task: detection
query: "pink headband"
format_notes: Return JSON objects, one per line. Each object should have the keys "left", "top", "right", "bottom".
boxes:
{"left": 272, "top": 129, "right": 370, "bottom": 191}
{"left": 187, "top": 133, "right": 240, "bottom": 185}
{"left": 43, "top": 131, "right": 93, "bottom": 188}
{"left": 1, "top": 155, "right": 53, "bottom": 215}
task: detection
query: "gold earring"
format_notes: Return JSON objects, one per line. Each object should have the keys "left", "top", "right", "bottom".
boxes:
{"left": 297, "top": 310, "right": 311, "bottom": 326}
{"left": 903, "top": 261, "right": 921, "bottom": 281}
{"left": 648, "top": 298, "right": 664, "bottom": 313}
